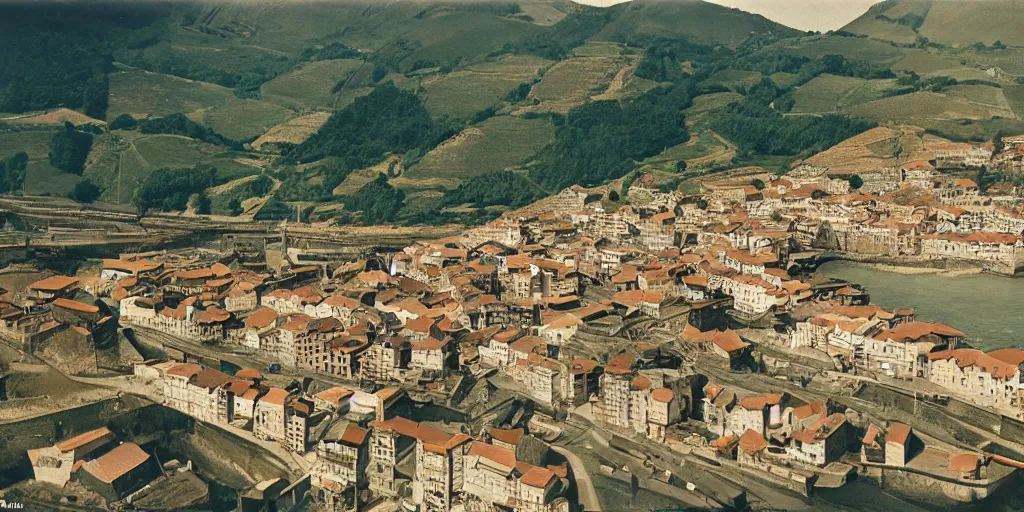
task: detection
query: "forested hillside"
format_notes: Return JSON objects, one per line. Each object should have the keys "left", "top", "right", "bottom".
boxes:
{"left": 2, "top": 0, "right": 1023, "bottom": 226}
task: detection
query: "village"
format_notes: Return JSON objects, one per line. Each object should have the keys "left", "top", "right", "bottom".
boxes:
{"left": 3, "top": 131, "right": 1024, "bottom": 511}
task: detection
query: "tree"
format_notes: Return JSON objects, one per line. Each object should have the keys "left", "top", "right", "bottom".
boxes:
{"left": 68, "top": 179, "right": 102, "bottom": 203}
{"left": 847, "top": 174, "right": 864, "bottom": 190}
{"left": 109, "top": 114, "right": 138, "bottom": 130}
{"left": 190, "top": 191, "right": 211, "bottom": 215}
{"left": 750, "top": 178, "right": 766, "bottom": 190}
{"left": 0, "top": 152, "right": 29, "bottom": 194}
{"left": 675, "top": 160, "right": 687, "bottom": 173}
{"left": 48, "top": 122, "right": 93, "bottom": 175}
{"left": 228, "top": 198, "right": 243, "bottom": 216}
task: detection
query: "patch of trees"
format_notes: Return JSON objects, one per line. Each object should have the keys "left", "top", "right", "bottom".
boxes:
{"left": 730, "top": 49, "right": 895, "bottom": 88}
{"left": 338, "top": 174, "right": 405, "bottom": 224}
{"left": 138, "top": 114, "right": 242, "bottom": 148}
{"left": 300, "top": 42, "right": 361, "bottom": 61}
{"left": 710, "top": 78, "right": 876, "bottom": 157}
{"left": 109, "top": 114, "right": 138, "bottom": 130}
{"left": 68, "top": 179, "right": 102, "bottom": 203}
{"left": 439, "top": 171, "right": 543, "bottom": 209}
{"left": 635, "top": 37, "right": 726, "bottom": 83}
{"left": 0, "top": 152, "right": 28, "bottom": 194}
{"left": 529, "top": 82, "right": 694, "bottom": 191}
{"left": 254, "top": 198, "right": 294, "bottom": 221}
{"left": 0, "top": 2, "right": 172, "bottom": 117}
{"left": 282, "top": 84, "right": 457, "bottom": 188}
{"left": 133, "top": 164, "right": 221, "bottom": 214}
{"left": 49, "top": 122, "right": 94, "bottom": 175}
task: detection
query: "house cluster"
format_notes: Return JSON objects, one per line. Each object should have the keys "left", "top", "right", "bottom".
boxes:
{"left": 0, "top": 273, "right": 116, "bottom": 353}
{"left": 25, "top": 426, "right": 207, "bottom": 508}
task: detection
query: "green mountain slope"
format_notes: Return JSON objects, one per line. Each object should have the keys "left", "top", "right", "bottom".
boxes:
{"left": 595, "top": 0, "right": 801, "bottom": 47}
{"left": 10, "top": 0, "right": 1024, "bottom": 227}
{"left": 843, "top": 0, "right": 1024, "bottom": 47}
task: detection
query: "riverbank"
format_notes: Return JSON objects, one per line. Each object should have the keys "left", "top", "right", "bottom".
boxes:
{"left": 823, "top": 260, "right": 985, "bottom": 277}
{"left": 818, "top": 261, "right": 1024, "bottom": 350}
{"left": 805, "top": 251, "right": 1022, "bottom": 277}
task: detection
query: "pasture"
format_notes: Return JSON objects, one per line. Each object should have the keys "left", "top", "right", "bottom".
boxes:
{"left": 401, "top": 115, "right": 555, "bottom": 189}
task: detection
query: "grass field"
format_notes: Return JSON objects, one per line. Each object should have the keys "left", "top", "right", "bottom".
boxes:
{"left": 700, "top": 69, "right": 763, "bottom": 91}
{"left": 784, "top": 36, "right": 907, "bottom": 68}
{"left": 202, "top": 99, "right": 293, "bottom": 141}
{"left": 252, "top": 112, "right": 332, "bottom": 151}
{"left": 261, "top": 59, "right": 364, "bottom": 110}
{"left": 107, "top": 68, "right": 234, "bottom": 120}
{"left": 422, "top": 55, "right": 551, "bottom": 119}
{"left": 642, "top": 130, "right": 731, "bottom": 170}
{"left": 848, "top": 91, "right": 993, "bottom": 124}
{"left": 943, "top": 84, "right": 1015, "bottom": 119}
{"left": 842, "top": 16, "right": 918, "bottom": 45}
{"left": 684, "top": 92, "right": 743, "bottom": 127}
{"left": 595, "top": 0, "right": 799, "bottom": 47}
{"left": 24, "top": 160, "right": 81, "bottom": 197}
{"left": 526, "top": 56, "right": 628, "bottom": 113}
{"left": 401, "top": 115, "right": 555, "bottom": 189}
{"left": 919, "top": 1, "right": 1024, "bottom": 47}
{"left": 385, "top": 12, "right": 543, "bottom": 71}
{"left": 769, "top": 72, "right": 801, "bottom": 89}
{"left": 0, "top": 129, "right": 59, "bottom": 160}
{"left": 1003, "top": 85, "right": 1024, "bottom": 120}
{"left": 515, "top": 0, "right": 568, "bottom": 26}
{"left": 572, "top": 41, "right": 626, "bottom": 58}
{"left": 790, "top": 74, "right": 894, "bottom": 114}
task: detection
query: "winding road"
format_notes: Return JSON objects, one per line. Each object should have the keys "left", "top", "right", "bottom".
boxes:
{"left": 552, "top": 445, "right": 601, "bottom": 512}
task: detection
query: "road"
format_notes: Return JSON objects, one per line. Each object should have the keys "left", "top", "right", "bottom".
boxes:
{"left": 551, "top": 445, "right": 601, "bottom": 512}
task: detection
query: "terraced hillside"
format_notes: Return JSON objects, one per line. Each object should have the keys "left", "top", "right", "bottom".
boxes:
{"left": 3, "top": 0, "right": 1024, "bottom": 227}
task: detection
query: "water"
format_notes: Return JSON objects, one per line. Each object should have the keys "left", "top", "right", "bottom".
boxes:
{"left": 817, "top": 262, "right": 1024, "bottom": 351}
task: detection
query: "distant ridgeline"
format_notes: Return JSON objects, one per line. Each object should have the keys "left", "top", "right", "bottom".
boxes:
{"left": 1, "top": 0, "right": 1023, "bottom": 226}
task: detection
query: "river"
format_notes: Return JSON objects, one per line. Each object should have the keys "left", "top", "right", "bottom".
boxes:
{"left": 817, "top": 261, "right": 1024, "bottom": 351}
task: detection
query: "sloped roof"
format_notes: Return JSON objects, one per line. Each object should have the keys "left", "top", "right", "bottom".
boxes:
{"left": 55, "top": 427, "right": 113, "bottom": 453}
{"left": 82, "top": 442, "right": 150, "bottom": 483}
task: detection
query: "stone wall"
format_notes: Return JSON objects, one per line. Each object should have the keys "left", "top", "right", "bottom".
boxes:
{"left": 169, "top": 422, "right": 293, "bottom": 490}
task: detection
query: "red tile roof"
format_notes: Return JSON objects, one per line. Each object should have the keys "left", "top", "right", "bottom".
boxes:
{"left": 469, "top": 441, "right": 517, "bottom": 469}
{"left": 82, "top": 442, "right": 150, "bottom": 483}
{"left": 166, "top": 363, "right": 202, "bottom": 378}
{"left": 340, "top": 424, "right": 369, "bottom": 446}
{"left": 887, "top": 423, "right": 911, "bottom": 446}
{"left": 55, "top": 427, "right": 113, "bottom": 452}
{"left": 651, "top": 388, "right": 674, "bottom": 403}
{"left": 488, "top": 427, "right": 525, "bottom": 446}
{"left": 52, "top": 298, "right": 99, "bottom": 314}
{"left": 260, "top": 388, "right": 290, "bottom": 406}
{"left": 30, "top": 275, "right": 79, "bottom": 292}
{"left": 245, "top": 308, "right": 278, "bottom": 329}
{"left": 739, "top": 429, "right": 767, "bottom": 455}
{"left": 519, "top": 466, "right": 556, "bottom": 488}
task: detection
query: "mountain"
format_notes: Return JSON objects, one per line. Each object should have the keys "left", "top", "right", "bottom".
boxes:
{"left": 1, "top": 0, "right": 1022, "bottom": 227}
{"left": 843, "top": 0, "right": 1024, "bottom": 47}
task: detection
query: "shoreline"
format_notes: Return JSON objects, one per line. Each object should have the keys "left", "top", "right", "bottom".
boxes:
{"left": 821, "top": 260, "right": 986, "bottom": 277}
